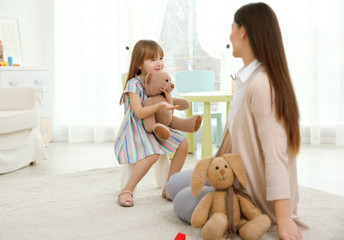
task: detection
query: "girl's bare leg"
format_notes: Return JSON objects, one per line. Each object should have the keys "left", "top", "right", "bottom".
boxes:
{"left": 168, "top": 139, "right": 189, "bottom": 178}
{"left": 120, "top": 154, "right": 160, "bottom": 200}
{"left": 162, "top": 139, "right": 189, "bottom": 199}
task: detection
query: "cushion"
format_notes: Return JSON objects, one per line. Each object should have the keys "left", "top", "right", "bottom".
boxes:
{"left": 0, "top": 128, "right": 47, "bottom": 174}
{"left": 0, "top": 87, "right": 35, "bottom": 110}
{"left": 0, "top": 109, "right": 39, "bottom": 134}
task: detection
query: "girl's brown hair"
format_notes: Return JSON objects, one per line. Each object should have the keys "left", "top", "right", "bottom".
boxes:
{"left": 234, "top": 2, "right": 300, "bottom": 157}
{"left": 120, "top": 40, "right": 164, "bottom": 104}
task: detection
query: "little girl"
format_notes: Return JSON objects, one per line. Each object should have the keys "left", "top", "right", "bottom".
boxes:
{"left": 114, "top": 40, "right": 189, "bottom": 207}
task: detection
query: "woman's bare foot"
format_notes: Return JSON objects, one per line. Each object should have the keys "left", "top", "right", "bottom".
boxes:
{"left": 162, "top": 185, "right": 171, "bottom": 201}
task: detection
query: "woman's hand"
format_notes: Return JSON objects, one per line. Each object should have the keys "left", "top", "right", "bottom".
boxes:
{"left": 274, "top": 199, "right": 302, "bottom": 240}
{"left": 277, "top": 216, "right": 303, "bottom": 240}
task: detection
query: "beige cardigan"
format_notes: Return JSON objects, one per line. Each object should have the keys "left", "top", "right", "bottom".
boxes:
{"left": 216, "top": 66, "right": 307, "bottom": 228}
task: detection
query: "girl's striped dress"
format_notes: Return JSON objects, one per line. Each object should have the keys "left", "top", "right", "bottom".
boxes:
{"left": 114, "top": 76, "right": 185, "bottom": 164}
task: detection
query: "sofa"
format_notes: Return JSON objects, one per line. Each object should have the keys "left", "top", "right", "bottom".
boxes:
{"left": 0, "top": 87, "right": 47, "bottom": 174}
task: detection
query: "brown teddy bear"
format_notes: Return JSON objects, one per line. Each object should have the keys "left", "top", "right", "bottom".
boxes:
{"left": 190, "top": 153, "right": 271, "bottom": 240}
{"left": 143, "top": 71, "right": 202, "bottom": 140}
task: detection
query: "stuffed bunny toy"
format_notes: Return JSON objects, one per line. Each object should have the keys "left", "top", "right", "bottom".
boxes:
{"left": 190, "top": 153, "right": 271, "bottom": 240}
{"left": 143, "top": 71, "right": 202, "bottom": 140}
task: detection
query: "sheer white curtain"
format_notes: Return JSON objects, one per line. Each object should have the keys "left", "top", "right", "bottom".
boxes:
{"left": 196, "top": 0, "right": 344, "bottom": 146}
{"left": 54, "top": 0, "right": 120, "bottom": 142}
{"left": 118, "top": 0, "right": 168, "bottom": 74}
{"left": 196, "top": 0, "right": 246, "bottom": 91}
{"left": 277, "top": 0, "right": 344, "bottom": 145}
{"left": 54, "top": 0, "right": 168, "bottom": 143}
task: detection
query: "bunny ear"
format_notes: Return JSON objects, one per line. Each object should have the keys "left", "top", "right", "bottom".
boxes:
{"left": 223, "top": 153, "right": 247, "bottom": 188}
{"left": 190, "top": 157, "right": 213, "bottom": 196}
{"left": 145, "top": 72, "right": 152, "bottom": 84}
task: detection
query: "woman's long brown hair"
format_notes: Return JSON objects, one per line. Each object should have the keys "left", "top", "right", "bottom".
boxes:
{"left": 234, "top": 2, "right": 300, "bottom": 157}
{"left": 119, "top": 40, "right": 164, "bottom": 104}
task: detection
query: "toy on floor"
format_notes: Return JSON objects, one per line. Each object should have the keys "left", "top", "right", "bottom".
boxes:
{"left": 190, "top": 153, "right": 271, "bottom": 240}
{"left": 143, "top": 71, "right": 202, "bottom": 140}
{"left": 174, "top": 232, "right": 186, "bottom": 240}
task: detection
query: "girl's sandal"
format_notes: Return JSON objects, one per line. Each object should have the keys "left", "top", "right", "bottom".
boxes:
{"left": 118, "top": 190, "right": 134, "bottom": 207}
{"left": 162, "top": 185, "right": 171, "bottom": 201}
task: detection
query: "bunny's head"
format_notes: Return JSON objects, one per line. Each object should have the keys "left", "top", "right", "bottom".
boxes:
{"left": 191, "top": 154, "right": 248, "bottom": 196}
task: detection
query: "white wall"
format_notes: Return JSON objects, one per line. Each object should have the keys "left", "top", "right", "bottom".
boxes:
{"left": 0, "top": 0, "right": 54, "bottom": 68}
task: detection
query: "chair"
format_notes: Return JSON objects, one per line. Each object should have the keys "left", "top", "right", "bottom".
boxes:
{"left": 119, "top": 73, "right": 169, "bottom": 189}
{"left": 174, "top": 70, "right": 222, "bottom": 147}
{"left": 0, "top": 87, "right": 47, "bottom": 174}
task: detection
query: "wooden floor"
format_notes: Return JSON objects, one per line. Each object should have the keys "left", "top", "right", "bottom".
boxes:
{"left": 1, "top": 142, "right": 343, "bottom": 197}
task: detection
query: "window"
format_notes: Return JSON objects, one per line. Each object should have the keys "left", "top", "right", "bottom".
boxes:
{"left": 159, "top": 0, "right": 221, "bottom": 92}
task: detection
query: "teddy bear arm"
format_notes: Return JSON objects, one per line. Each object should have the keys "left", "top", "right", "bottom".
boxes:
{"left": 237, "top": 193, "right": 263, "bottom": 220}
{"left": 191, "top": 192, "right": 214, "bottom": 228}
{"left": 172, "top": 97, "right": 190, "bottom": 110}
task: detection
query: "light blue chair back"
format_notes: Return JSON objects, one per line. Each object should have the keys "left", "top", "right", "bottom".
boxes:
{"left": 175, "top": 70, "right": 215, "bottom": 112}
{"left": 174, "top": 70, "right": 222, "bottom": 147}
{"left": 175, "top": 70, "right": 215, "bottom": 93}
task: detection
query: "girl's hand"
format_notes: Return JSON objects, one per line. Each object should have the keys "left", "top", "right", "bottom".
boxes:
{"left": 160, "top": 102, "right": 179, "bottom": 110}
{"left": 277, "top": 216, "right": 303, "bottom": 240}
{"left": 160, "top": 87, "right": 167, "bottom": 94}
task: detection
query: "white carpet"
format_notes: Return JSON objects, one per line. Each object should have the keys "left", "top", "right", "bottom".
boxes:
{"left": 0, "top": 165, "right": 344, "bottom": 240}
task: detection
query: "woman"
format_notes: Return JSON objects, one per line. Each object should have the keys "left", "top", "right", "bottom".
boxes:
{"left": 166, "top": 2, "right": 308, "bottom": 240}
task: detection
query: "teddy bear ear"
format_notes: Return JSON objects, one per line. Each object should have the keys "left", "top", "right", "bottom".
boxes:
{"left": 190, "top": 156, "right": 213, "bottom": 196}
{"left": 223, "top": 153, "right": 247, "bottom": 188}
{"left": 145, "top": 72, "right": 152, "bottom": 84}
